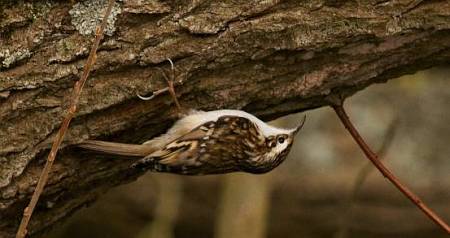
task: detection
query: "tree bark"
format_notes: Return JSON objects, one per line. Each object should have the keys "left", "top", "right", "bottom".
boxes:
{"left": 0, "top": 0, "right": 449, "bottom": 237}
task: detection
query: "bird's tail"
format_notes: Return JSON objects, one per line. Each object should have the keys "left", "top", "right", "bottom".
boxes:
{"left": 77, "top": 140, "right": 156, "bottom": 157}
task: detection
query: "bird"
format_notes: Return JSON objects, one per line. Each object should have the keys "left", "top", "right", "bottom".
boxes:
{"left": 78, "top": 59, "right": 306, "bottom": 175}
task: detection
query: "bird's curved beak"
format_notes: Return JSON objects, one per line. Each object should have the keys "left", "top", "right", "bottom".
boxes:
{"left": 291, "top": 114, "right": 307, "bottom": 136}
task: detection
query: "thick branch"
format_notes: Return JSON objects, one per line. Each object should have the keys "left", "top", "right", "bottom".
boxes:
{"left": 1, "top": 0, "right": 450, "bottom": 237}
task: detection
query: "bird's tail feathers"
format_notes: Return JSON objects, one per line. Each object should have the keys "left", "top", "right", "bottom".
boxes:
{"left": 77, "top": 140, "right": 155, "bottom": 157}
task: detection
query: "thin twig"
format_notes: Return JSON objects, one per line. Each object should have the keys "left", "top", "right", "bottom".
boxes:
{"left": 336, "top": 119, "right": 398, "bottom": 238}
{"left": 15, "top": 1, "right": 116, "bottom": 237}
{"left": 332, "top": 103, "right": 450, "bottom": 234}
{"left": 137, "top": 87, "right": 170, "bottom": 101}
{"left": 137, "top": 58, "right": 187, "bottom": 115}
{"left": 137, "top": 59, "right": 182, "bottom": 104}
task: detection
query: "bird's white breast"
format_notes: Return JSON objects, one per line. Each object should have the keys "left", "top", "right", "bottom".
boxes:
{"left": 181, "top": 109, "right": 292, "bottom": 137}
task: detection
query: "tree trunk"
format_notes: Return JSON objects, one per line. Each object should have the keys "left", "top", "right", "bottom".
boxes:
{"left": 0, "top": 0, "right": 449, "bottom": 237}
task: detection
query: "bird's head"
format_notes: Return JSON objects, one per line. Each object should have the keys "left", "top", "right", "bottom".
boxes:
{"left": 249, "top": 115, "right": 307, "bottom": 174}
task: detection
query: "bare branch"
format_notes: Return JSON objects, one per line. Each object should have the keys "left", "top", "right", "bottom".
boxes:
{"left": 332, "top": 104, "right": 450, "bottom": 234}
{"left": 336, "top": 118, "right": 398, "bottom": 238}
{"left": 14, "top": 1, "right": 116, "bottom": 237}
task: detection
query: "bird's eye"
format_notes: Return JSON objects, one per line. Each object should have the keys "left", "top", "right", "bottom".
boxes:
{"left": 277, "top": 137, "right": 285, "bottom": 144}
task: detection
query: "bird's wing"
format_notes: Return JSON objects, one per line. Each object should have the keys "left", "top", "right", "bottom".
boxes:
{"left": 132, "top": 116, "right": 268, "bottom": 174}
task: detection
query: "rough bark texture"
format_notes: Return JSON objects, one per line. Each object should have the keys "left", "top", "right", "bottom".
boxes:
{"left": 0, "top": 0, "right": 449, "bottom": 237}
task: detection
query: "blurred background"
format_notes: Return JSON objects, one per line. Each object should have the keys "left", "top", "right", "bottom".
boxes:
{"left": 48, "top": 67, "right": 450, "bottom": 238}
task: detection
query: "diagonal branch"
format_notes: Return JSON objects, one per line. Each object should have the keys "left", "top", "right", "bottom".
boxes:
{"left": 332, "top": 103, "right": 450, "bottom": 234}
{"left": 336, "top": 118, "right": 398, "bottom": 238}
{"left": 14, "top": 1, "right": 116, "bottom": 237}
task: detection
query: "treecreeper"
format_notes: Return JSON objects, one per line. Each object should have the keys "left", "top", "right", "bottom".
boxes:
{"left": 78, "top": 59, "right": 306, "bottom": 175}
